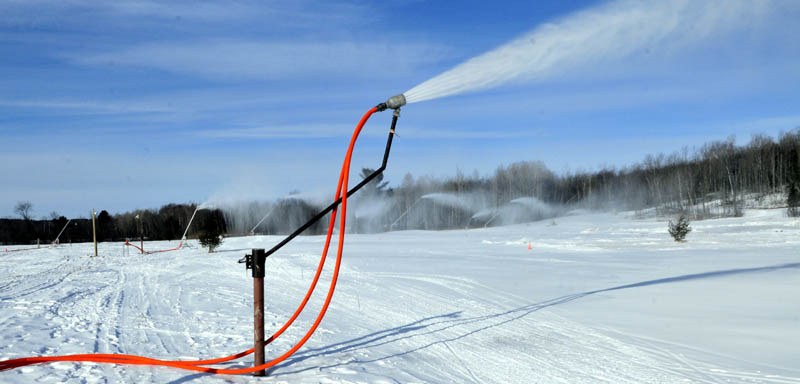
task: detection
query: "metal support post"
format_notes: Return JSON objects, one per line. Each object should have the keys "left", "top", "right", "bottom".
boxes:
{"left": 233, "top": 111, "right": 401, "bottom": 376}
{"left": 241, "top": 248, "right": 267, "bottom": 376}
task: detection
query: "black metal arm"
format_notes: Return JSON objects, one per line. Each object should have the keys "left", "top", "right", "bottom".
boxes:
{"left": 263, "top": 109, "right": 400, "bottom": 258}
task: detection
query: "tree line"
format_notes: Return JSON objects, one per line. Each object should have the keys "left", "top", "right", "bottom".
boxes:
{"left": 1, "top": 203, "right": 226, "bottom": 246}
{"left": 225, "top": 129, "right": 800, "bottom": 234}
{"left": 4, "top": 129, "right": 799, "bottom": 245}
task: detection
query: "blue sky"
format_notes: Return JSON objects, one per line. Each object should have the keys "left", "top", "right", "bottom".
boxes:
{"left": 1, "top": 0, "right": 799, "bottom": 218}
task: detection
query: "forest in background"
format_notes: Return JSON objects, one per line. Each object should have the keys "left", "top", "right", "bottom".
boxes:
{"left": 3, "top": 129, "right": 799, "bottom": 245}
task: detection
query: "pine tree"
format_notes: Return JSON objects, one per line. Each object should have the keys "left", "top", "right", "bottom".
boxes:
{"left": 199, "top": 230, "right": 223, "bottom": 253}
{"left": 668, "top": 215, "right": 692, "bottom": 242}
{"left": 359, "top": 168, "right": 389, "bottom": 197}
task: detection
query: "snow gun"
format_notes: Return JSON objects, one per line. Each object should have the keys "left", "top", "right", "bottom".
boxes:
{"left": 0, "top": 94, "right": 408, "bottom": 376}
{"left": 251, "top": 94, "right": 405, "bottom": 261}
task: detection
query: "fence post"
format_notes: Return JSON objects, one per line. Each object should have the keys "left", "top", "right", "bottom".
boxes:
{"left": 92, "top": 209, "right": 98, "bottom": 257}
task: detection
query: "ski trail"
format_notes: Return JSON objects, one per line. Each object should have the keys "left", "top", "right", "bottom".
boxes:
{"left": 441, "top": 340, "right": 480, "bottom": 384}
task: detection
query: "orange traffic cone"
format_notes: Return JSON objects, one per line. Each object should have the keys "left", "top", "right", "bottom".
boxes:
{"left": 527, "top": 242, "right": 532, "bottom": 250}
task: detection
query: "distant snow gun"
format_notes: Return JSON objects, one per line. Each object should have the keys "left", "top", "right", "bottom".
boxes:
{"left": 0, "top": 94, "right": 406, "bottom": 376}
{"left": 123, "top": 205, "right": 206, "bottom": 254}
{"left": 51, "top": 219, "right": 72, "bottom": 246}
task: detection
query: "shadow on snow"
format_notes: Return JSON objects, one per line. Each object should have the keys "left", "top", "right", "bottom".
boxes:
{"left": 168, "top": 261, "right": 799, "bottom": 381}
{"left": 270, "top": 261, "right": 800, "bottom": 376}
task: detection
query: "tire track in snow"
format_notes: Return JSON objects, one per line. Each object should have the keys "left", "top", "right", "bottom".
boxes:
{"left": 441, "top": 340, "right": 479, "bottom": 384}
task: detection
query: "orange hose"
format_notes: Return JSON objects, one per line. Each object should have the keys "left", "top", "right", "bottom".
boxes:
{"left": 124, "top": 240, "right": 182, "bottom": 255}
{"left": 0, "top": 107, "right": 378, "bottom": 375}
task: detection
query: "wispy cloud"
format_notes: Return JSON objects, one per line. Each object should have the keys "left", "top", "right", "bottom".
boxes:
{"left": 717, "top": 115, "right": 800, "bottom": 137}
{"left": 198, "top": 124, "right": 355, "bottom": 139}
{"left": 399, "top": 126, "right": 547, "bottom": 140}
{"left": 0, "top": 0, "right": 367, "bottom": 26}
{"left": 68, "top": 40, "right": 449, "bottom": 80}
{"left": 83, "top": 0, "right": 255, "bottom": 20}
{"left": 199, "top": 123, "right": 548, "bottom": 140}
{"left": 0, "top": 99, "right": 172, "bottom": 114}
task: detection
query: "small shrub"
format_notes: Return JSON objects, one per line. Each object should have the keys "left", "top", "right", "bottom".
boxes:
{"left": 199, "top": 231, "right": 223, "bottom": 253}
{"left": 668, "top": 215, "right": 692, "bottom": 242}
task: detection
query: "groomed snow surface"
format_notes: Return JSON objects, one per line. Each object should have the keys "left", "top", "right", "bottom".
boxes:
{"left": 1, "top": 209, "right": 799, "bottom": 383}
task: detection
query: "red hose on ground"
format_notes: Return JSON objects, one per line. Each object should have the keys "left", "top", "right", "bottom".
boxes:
{"left": 3, "top": 246, "right": 44, "bottom": 253}
{"left": 124, "top": 240, "right": 182, "bottom": 254}
{"left": 0, "top": 107, "right": 378, "bottom": 375}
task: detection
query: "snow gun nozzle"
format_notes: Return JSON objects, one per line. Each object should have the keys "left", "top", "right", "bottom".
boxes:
{"left": 376, "top": 94, "right": 406, "bottom": 112}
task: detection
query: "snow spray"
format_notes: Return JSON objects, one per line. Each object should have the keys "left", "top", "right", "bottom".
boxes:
{"left": 421, "top": 193, "right": 475, "bottom": 212}
{"left": 402, "top": 0, "right": 767, "bottom": 104}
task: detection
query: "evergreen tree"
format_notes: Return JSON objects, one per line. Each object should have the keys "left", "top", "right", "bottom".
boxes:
{"left": 197, "top": 209, "right": 225, "bottom": 253}
{"left": 668, "top": 215, "right": 692, "bottom": 242}
{"left": 360, "top": 168, "right": 389, "bottom": 197}
{"left": 199, "top": 230, "right": 223, "bottom": 253}
{"left": 97, "top": 210, "right": 114, "bottom": 241}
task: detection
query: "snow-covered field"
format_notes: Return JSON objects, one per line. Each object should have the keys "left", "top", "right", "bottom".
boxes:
{"left": 1, "top": 209, "right": 799, "bottom": 383}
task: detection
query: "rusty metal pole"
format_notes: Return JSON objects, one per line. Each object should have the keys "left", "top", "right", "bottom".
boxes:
{"left": 252, "top": 248, "right": 266, "bottom": 376}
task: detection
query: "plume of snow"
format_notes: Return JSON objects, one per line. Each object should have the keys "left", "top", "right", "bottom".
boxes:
{"left": 404, "top": 0, "right": 771, "bottom": 103}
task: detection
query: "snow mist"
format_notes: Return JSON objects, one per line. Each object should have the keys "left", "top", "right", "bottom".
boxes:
{"left": 403, "top": 0, "right": 767, "bottom": 104}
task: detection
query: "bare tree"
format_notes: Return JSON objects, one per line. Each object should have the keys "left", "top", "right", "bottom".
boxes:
{"left": 14, "top": 201, "right": 33, "bottom": 221}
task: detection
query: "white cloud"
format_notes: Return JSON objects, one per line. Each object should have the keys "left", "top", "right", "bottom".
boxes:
{"left": 69, "top": 40, "right": 448, "bottom": 80}
{"left": 717, "top": 115, "right": 800, "bottom": 137}
{"left": 0, "top": 0, "right": 366, "bottom": 26}
{"left": 198, "top": 124, "right": 355, "bottom": 139}
{"left": 398, "top": 126, "right": 546, "bottom": 140}
{"left": 0, "top": 99, "right": 172, "bottom": 114}
{"left": 198, "top": 123, "right": 547, "bottom": 140}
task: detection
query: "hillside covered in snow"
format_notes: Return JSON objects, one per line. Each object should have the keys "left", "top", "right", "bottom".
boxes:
{"left": 1, "top": 209, "right": 799, "bottom": 383}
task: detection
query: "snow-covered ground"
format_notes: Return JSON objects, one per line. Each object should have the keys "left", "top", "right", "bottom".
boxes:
{"left": 1, "top": 209, "right": 799, "bottom": 383}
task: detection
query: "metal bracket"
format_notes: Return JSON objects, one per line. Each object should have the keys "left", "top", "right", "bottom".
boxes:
{"left": 238, "top": 253, "right": 253, "bottom": 270}
{"left": 239, "top": 249, "right": 266, "bottom": 278}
